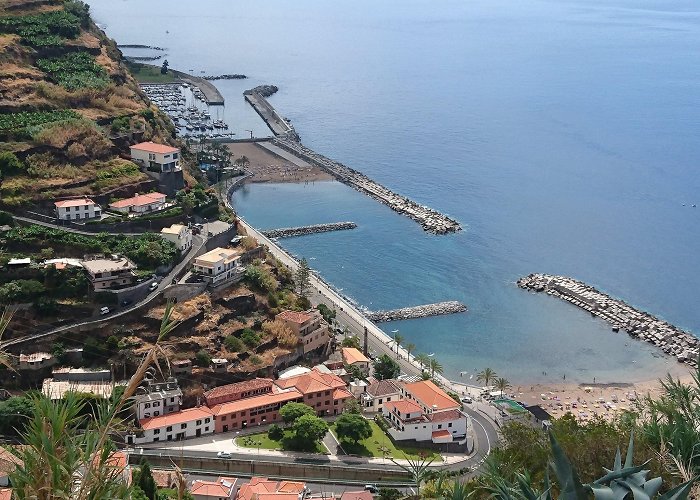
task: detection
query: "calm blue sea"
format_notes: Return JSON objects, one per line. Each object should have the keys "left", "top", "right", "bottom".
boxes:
{"left": 89, "top": 0, "right": 700, "bottom": 383}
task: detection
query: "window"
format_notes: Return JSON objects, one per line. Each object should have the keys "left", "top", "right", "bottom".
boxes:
{"left": 153, "top": 437, "right": 159, "bottom": 442}
{"left": 222, "top": 416, "right": 227, "bottom": 421}
{"left": 154, "top": 429, "right": 160, "bottom": 435}
{"left": 196, "top": 420, "right": 202, "bottom": 425}
{"left": 144, "top": 402, "right": 151, "bottom": 409}
{"left": 205, "top": 427, "right": 209, "bottom": 431}
{"left": 250, "top": 418, "right": 255, "bottom": 423}
{"left": 448, "top": 423, "right": 452, "bottom": 428}
{"left": 438, "top": 424, "right": 442, "bottom": 429}
{"left": 386, "top": 397, "right": 391, "bottom": 402}
{"left": 325, "top": 391, "right": 330, "bottom": 396}
{"left": 154, "top": 411, "right": 159, "bottom": 416}
{"left": 166, "top": 426, "right": 172, "bottom": 432}
{"left": 181, "top": 423, "right": 187, "bottom": 429}
{"left": 153, "top": 402, "right": 160, "bottom": 407}
{"left": 379, "top": 399, "right": 383, "bottom": 404}
{"left": 205, "top": 418, "right": 210, "bottom": 423}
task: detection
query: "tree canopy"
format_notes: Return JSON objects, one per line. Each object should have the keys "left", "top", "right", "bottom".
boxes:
{"left": 373, "top": 354, "right": 400, "bottom": 380}
{"left": 280, "top": 402, "right": 316, "bottom": 424}
{"left": 335, "top": 413, "right": 372, "bottom": 444}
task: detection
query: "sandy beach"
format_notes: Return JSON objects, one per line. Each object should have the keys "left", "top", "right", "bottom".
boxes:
{"left": 226, "top": 142, "right": 333, "bottom": 183}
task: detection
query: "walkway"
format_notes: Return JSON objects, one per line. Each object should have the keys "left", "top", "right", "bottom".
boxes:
{"left": 13, "top": 214, "right": 142, "bottom": 237}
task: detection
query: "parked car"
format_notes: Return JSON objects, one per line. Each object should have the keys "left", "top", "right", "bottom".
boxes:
{"left": 149, "top": 282, "right": 158, "bottom": 291}
{"left": 364, "top": 485, "right": 378, "bottom": 494}
{"left": 461, "top": 396, "right": 473, "bottom": 404}
{"left": 99, "top": 307, "right": 110, "bottom": 315}
{"left": 216, "top": 451, "right": 232, "bottom": 459}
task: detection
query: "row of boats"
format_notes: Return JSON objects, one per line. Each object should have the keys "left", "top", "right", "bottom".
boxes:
{"left": 140, "top": 83, "right": 235, "bottom": 139}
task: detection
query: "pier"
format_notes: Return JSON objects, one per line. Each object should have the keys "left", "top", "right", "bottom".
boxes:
{"left": 242, "top": 91, "right": 461, "bottom": 234}
{"left": 262, "top": 222, "right": 357, "bottom": 239}
{"left": 366, "top": 301, "right": 467, "bottom": 322}
{"left": 518, "top": 274, "right": 699, "bottom": 367}
{"left": 170, "top": 69, "right": 224, "bottom": 105}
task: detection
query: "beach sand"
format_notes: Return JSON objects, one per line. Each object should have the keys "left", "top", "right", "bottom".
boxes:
{"left": 226, "top": 142, "right": 333, "bottom": 183}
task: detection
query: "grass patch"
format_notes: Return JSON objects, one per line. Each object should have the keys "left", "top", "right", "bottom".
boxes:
{"left": 0, "top": 110, "right": 80, "bottom": 132}
{"left": 36, "top": 52, "right": 109, "bottom": 90}
{"left": 236, "top": 430, "right": 326, "bottom": 454}
{"left": 126, "top": 61, "right": 177, "bottom": 83}
{"left": 331, "top": 420, "right": 438, "bottom": 460}
{"left": 0, "top": 9, "right": 81, "bottom": 47}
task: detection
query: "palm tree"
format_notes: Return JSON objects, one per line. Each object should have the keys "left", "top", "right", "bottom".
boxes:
{"left": 429, "top": 358, "right": 444, "bottom": 378}
{"left": 477, "top": 367, "right": 497, "bottom": 388}
{"left": 392, "top": 332, "right": 404, "bottom": 358}
{"left": 415, "top": 353, "right": 431, "bottom": 372}
{"left": 405, "top": 342, "right": 416, "bottom": 361}
{"left": 391, "top": 454, "right": 434, "bottom": 496}
{"left": 494, "top": 377, "right": 511, "bottom": 397}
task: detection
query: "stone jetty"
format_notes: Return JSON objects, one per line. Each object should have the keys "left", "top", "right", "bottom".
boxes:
{"left": 274, "top": 138, "right": 461, "bottom": 234}
{"left": 517, "top": 274, "right": 699, "bottom": 367}
{"left": 244, "top": 90, "right": 296, "bottom": 138}
{"left": 204, "top": 74, "right": 247, "bottom": 81}
{"left": 118, "top": 44, "right": 165, "bottom": 50}
{"left": 262, "top": 222, "right": 357, "bottom": 239}
{"left": 366, "top": 301, "right": 467, "bottom": 322}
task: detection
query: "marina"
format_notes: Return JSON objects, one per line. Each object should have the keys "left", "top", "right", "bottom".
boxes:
{"left": 518, "top": 274, "right": 699, "bottom": 368}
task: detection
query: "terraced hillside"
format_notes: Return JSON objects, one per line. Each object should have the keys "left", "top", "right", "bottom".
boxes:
{"left": 0, "top": 0, "right": 184, "bottom": 209}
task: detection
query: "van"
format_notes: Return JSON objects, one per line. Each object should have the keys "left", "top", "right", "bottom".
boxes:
{"left": 100, "top": 307, "right": 110, "bottom": 315}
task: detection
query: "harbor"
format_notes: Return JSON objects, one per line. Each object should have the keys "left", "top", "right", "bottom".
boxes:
{"left": 518, "top": 274, "right": 699, "bottom": 367}
{"left": 366, "top": 301, "right": 468, "bottom": 322}
{"left": 262, "top": 222, "right": 357, "bottom": 239}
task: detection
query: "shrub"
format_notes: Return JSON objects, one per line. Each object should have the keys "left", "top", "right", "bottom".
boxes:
{"left": 249, "top": 355, "right": 262, "bottom": 366}
{"left": 244, "top": 265, "right": 277, "bottom": 292}
{"left": 0, "top": 210, "right": 14, "bottom": 226}
{"left": 195, "top": 350, "right": 211, "bottom": 367}
{"left": 262, "top": 320, "right": 297, "bottom": 348}
{"left": 241, "top": 329, "right": 261, "bottom": 348}
{"left": 268, "top": 424, "right": 284, "bottom": 441}
{"left": 36, "top": 52, "right": 109, "bottom": 90}
{"left": 0, "top": 10, "right": 81, "bottom": 46}
{"left": 0, "top": 280, "right": 46, "bottom": 304}
{"left": 224, "top": 335, "right": 243, "bottom": 352}
{"left": 0, "top": 151, "right": 25, "bottom": 177}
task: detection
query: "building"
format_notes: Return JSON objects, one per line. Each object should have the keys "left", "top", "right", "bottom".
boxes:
{"left": 276, "top": 310, "right": 330, "bottom": 355}
{"left": 274, "top": 367, "right": 352, "bottom": 416}
{"left": 0, "top": 489, "right": 11, "bottom": 500}
{"left": 191, "top": 477, "right": 237, "bottom": 500}
{"left": 130, "top": 142, "right": 181, "bottom": 173}
{"left": 108, "top": 192, "right": 167, "bottom": 214}
{"left": 211, "top": 389, "right": 303, "bottom": 433}
{"left": 42, "top": 367, "right": 116, "bottom": 400}
{"left": 130, "top": 406, "right": 214, "bottom": 444}
{"left": 237, "top": 477, "right": 305, "bottom": 500}
{"left": 204, "top": 378, "right": 274, "bottom": 407}
{"left": 0, "top": 448, "right": 21, "bottom": 487}
{"left": 161, "top": 224, "right": 193, "bottom": 252}
{"left": 81, "top": 255, "right": 137, "bottom": 290}
{"left": 341, "top": 492, "right": 373, "bottom": 500}
{"left": 192, "top": 247, "right": 244, "bottom": 286}
{"left": 525, "top": 405, "right": 553, "bottom": 430}
{"left": 133, "top": 377, "right": 183, "bottom": 420}
{"left": 382, "top": 380, "right": 468, "bottom": 445}
{"left": 54, "top": 198, "right": 101, "bottom": 221}
{"left": 18, "top": 352, "right": 55, "bottom": 371}
{"left": 172, "top": 359, "right": 193, "bottom": 376}
{"left": 341, "top": 347, "right": 370, "bottom": 376}
{"left": 361, "top": 379, "right": 401, "bottom": 413}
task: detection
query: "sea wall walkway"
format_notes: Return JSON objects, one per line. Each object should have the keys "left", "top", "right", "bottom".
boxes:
{"left": 170, "top": 69, "right": 225, "bottom": 105}
{"left": 262, "top": 222, "right": 357, "bottom": 239}
{"left": 518, "top": 273, "right": 699, "bottom": 367}
{"left": 244, "top": 90, "right": 294, "bottom": 137}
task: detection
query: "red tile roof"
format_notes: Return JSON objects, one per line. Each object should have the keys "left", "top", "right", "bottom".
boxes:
{"left": 342, "top": 347, "right": 369, "bottom": 365}
{"left": 131, "top": 141, "right": 179, "bottom": 154}
{"left": 191, "top": 477, "right": 236, "bottom": 498}
{"left": 210, "top": 390, "right": 302, "bottom": 416}
{"left": 140, "top": 407, "right": 212, "bottom": 430}
{"left": 384, "top": 400, "right": 423, "bottom": 415}
{"left": 204, "top": 378, "right": 273, "bottom": 402}
{"left": 333, "top": 388, "right": 352, "bottom": 400}
{"left": 0, "top": 488, "right": 11, "bottom": 500}
{"left": 403, "top": 380, "right": 459, "bottom": 411}
{"left": 109, "top": 192, "right": 166, "bottom": 209}
{"left": 427, "top": 409, "right": 464, "bottom": 423}
{"left": 432, "top": 430, "right": 452, "bottom": 439}
{"left": 341, "top": 491, "right": 374, "bottom": 500}
{"left": 274, "top": 367, "right": 346, "bottom": 395}
{"left": 54, "top": 198, "right": 97, "bottom": 208}
{"left": 366, "top": 379, "right": 401, "bottom": 398}
{"left": 276, "top": 310, "right": 312, "bottom": 324}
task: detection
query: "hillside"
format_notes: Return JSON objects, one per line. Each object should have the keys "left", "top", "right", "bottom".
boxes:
{"left": 0, "top": 0, "right": 184, "bottom": 209}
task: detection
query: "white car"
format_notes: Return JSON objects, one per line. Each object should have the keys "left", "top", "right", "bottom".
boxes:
{"left": 99, "top": 307, "right": 110, "bottom": 315}
{"left": 216, "top": 451, "right": 231, "bottom": 459}
{"left": 149, "top": 281, "right": 158, "bottom": 291}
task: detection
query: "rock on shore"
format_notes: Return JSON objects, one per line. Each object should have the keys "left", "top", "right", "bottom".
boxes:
{"left": 366, "top": 301, "right": 467, "bottom": 322}
{"left": 262, "top": 222, "right": 357, "bottom": 239}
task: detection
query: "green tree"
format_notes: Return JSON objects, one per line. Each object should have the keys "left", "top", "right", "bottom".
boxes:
{"left": 195, "top": 349, "right": 211, "bottom": 367}
{"left": 0, "top": 151, "right": 25, "bottom": 177}
{"left": 373, "top": 354, "right": 400, "bottom": 380}
{"left": 224, "top": 335, "right": 243, "bottom": 352}
{"left": 415, "top": 353, "right": 431, "bottom": 371}
{"left": 343, "top": 398, "right": 362, "bottom": 415}
{"left": 268, "top": 424, "right": 284, "bottom": 441}
{"left": 83, "top": 336, "right": 106, "bottom": 363}
{"left": 294, "top": 258, "right": 311, "bottom": 299}
{"left": 0, "top": 395, "right": 34, "bottom": 436}
{"left": 160, "top": 59, "right": 169, "bottom": 74}
{"left": 429, "top": 358, "right": 443, "bottom": 378}
{"left": 280, "top": 402, "right": 315, "bottom": 424}
{"left": 405, "top": 342, "right": 416, "bottom": 361}
{"left": 316, "top": 303, "right": 336, "bottom": 324}
{"left": 392, "top": 332, "right": 404, "bottom": 358}
{"left": 477, "top": 367, "right": 497, "bottom": 387}
{"left": 341, "top": 336, "right": 361, "bottom": 349}
{"left": 240, "top": 329, "right": 261, "bottom": 348}
{"left": 335, "top": 413, "right": 372, "bottom": 444}
{"left": 292, "top": 414, "right": 328, "bottom": 444}
{"left": 135, "top": 459, "right": 157, "bottom": 500}
{"left": 377, "top": 489, "right": 402, "bottom": 500}
{"left": 494, "top": 377, "right": 511, "bottom": 396}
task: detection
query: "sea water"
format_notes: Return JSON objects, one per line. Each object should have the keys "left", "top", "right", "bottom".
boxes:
{"left": 89, "top": 0, "right": 700, "bottom": 383}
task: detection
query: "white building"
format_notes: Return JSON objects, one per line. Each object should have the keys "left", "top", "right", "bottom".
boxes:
{"left": 54, "top": 198, "right": 101, "bottom": 221}
{"left": 160, "top": 224, "right": 193, "bottom": 252}
{"left": 18, "top": 352, "right": 55, "bottom": 371}
{"left": 361, "top": 378, "right": 401, "bottom": 413}
{"left": 130, "top": 142, "right": 181, "bottom": 172}
{"left": 81, "top": 255, "right": 137, "bottom": 290}
{"left": 109, "top": 192, "right": 167, "bottom": 214}
{"left": 133, "top": 377, "right": 183, "bottom": 420}
{"left": 130, "top": 407, "right": 214, "bottom": 445}
{"left": 192, "top": 247, "right": 243, "bottom": 286}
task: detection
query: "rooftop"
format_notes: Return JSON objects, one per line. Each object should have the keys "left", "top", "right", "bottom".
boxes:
{"left": 525, "top": 404, "right": 553, "bottom": 421}
{"left": 427, "top": 409, "right": 464, "bottom": 423}
{"left": 140, "top": 406, "right": 213, "bottom": 430}
{"left": 54, "top": 197, "right": 98, "bottom": 208}
{"left": 131, "top": 141, "right": 179, "bottom": 154}
{"left": 341, "top": 492, "right": 374, "bottom": 500}
{"left": 385, "top": 399, "right": 423, "bottom": 416}
{"left": 195, "top": 247, "right": 239, "bottom": 265}
{"left": 432, "top": 429, "right": 452, "bottom": 440}
{"left": 81, "top": 256, "right": 136, "bottom": 275}
{"left": 190, "top": 477, "right": 236, "bottom": 498}
{"left": 19, "top": 352, "right": 52, "bottom": 363}
{"left": 274, "top": 367, "right": 346, "bottom": 395}
{"left": 0, "top": 488, "right": 11, "bottom": 500}
{"left": 276, "top": 310, "right": 312, "bottom": 325}
{"left": 403, "top": 380, "right": 459, "bottom": 411}
{"left": 204, "top": 378, "right": 273, "bottom": 401}
{"left": 342, "top": 347, "right": 370, "bottom": 365}
{"left": 211, "top": 390, "right": 303, "bottom": 416}
{"left": 109, "top": 192, "right": 166, "bottom": 209}
{"left": 366, "top": 379, "right": 402, "bottom": 398}
{"left": 161, "top": 223, "right": 187, "bottom": 235}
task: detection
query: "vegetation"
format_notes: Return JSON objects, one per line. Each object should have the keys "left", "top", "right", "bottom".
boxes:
{"left": 262, "top": 319, "right": 297, "bottom": 348}
{"left": 195, "top": 350, "right": 211, "bottom": 367}
{"left": 125, "top": 61, "right": 178, "bottom": 83}
{"left": 477, "top": 367, "right": 498, "bottom": 387}
{"left": 342, "top": 335, "right": 362, "bottom": 349}
{"left": 316, "top": 303, "right": 336, "bottom": 324}
{"left": 267, "top": 424, "right": 284, "bottom": 441}
{"left": 334, "top": 413, "right": 372, "bottom": 444}
{"left": 294, "top": 258, "right": 311, "bottom": 299}
{"left": 36, "top": 52, "right": 110, "bottom": 90}
{"left": 224, "top": 335, "right": 243, "bottom": 352}
{"left": 0, "top": 9, "right": 82, "bottom": 46}
{"left": 244, "top": 265, "right": 278, "bottom": 292}
{"left": 373, "top": 354, "right": 400, "bottom": 380}
{"left": 0, "top": 110, "right": 80, "bottom": 133}
{"left": 237, "top": 429, "right": 325, "bottom": 454}
{"left": 331, "top": 419, "right": 437, "bottom": 460}
{"left": 292, "top": 414, "right": 329, "bottom": 446}
{"left": 280, "top": 402, "right": 316, "bottom": 424}
{"left": 240, "top": 328, "right": 261, "bottom": 348}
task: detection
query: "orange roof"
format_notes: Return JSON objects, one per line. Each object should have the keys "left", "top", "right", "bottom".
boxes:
{"left": 131, "top": 141, "right": 179, "bottom": 154}
{"left": 238, "top": 477, "right": 278, "bottom": 500}
{"left": 342, "top": 347, "right": 369, "bottom": 365}
{"left": 276, "top": 481, "right": 305, "bottom": 494}
{"left": 274, "top": 367, "right": 346, "bottom": 396}
{"left": 211, "top": 390, "right": 302, "bottom": 416}
{"left": 54, "top": 198, "right": 97, "bottom": 208}
{"left": 0, "top": 488, "right": 11, "bottom": 500}
{"left": 276, "top": 310, "right": 312, "bottom": 324}
{"left": 333, "top": 388, "right": 352, "bottom": 400}
{"left": 109, "top": 192, "right": 166, "bottom": 209}
{"left": 204, "top": 378, "right": 272, "bottom": 402}
{"left": 404, "top": 380, "right": 459, "bottom": 411}
{"left": 237, "top": 477, "right": 304, "bottom": 500}
{"left": 140, "top": 407, "right": 212, "bottom": 430}
{"left": 257, "top": 494, "right": 299, "bottom": 500}
{"left": 341, "top": 491, "right": 374, "bottom": 500}
{"left": 191, "top": 477, "right": 236, "bottom": 498}
{"left": 432, "top": 429, "right": 451, "bottom": 439}
{"left": 0, "top": 448, "right": 22, "bottom": 476}
{"left": 385, "top": 400, "right": 423, "bottom": 415}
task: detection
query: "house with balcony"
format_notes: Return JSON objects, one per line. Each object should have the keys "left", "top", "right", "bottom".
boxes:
{"left": 161, "top": 223, "right": 193, "bottom": 252}
{"left": 274, "top": 367, "right": 352, "bottom": 416}
{"left": 133, "top": 377, "right": 183, "bottom": 420}
{"left": 204, "top": 378, "right": 274, "bottom": 407}
{"left": 361, "top": 378, "right": 401, "bottom": 413}
{"left": 81, "top": 255, "right": 137, "bottom": 290}
{"left": 129, "top": 406, "right": 214, "bottom": 444}
{"left": 108, "top": 192, "right": 167, "bottom": 214}
{"left": 276, "top": 310, "right": 330, "bottom": 355}
{"left": 130, "top": 142, "right": 181, "bottom": 173}
{"left": 192, "top": 247, "right": 244, "bottom": 287}
{"left": 210, "top": 389, "right": 304, "bottom": 433}
{"left": 54, "top": 198, "right": 101, "bottom": 221}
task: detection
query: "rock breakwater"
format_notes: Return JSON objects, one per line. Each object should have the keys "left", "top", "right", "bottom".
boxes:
{"left": 204, "top": 74, "right": 247, "bottom": 80}
{"left": 262, "top": 222, "right": 357, "bottom": 238}
{"left": 273, "top": 138, "right": 461, "bottom": 234}
{"left": 245, "top": 85, "right": 279, "bottom": 97}
{"left": 517, "top": 274, "right": 699, "bottom": 367}
{"left": 366, "top": 301, "right": 467, "bottom": 322}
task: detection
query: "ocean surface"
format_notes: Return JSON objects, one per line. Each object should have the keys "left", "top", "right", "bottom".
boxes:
{"left": 89, "top": 0, "right": 700, "bottom": 383}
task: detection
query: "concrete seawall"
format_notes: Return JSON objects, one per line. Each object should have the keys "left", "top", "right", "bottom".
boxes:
{"left": 262, "top": 222, "right": 357, "bottom": 239}
{"left": 366, "top": 301, "right": 468, "bottom": 322}
{"left": 518, "top": 273, "right": 699, "bottom": 367}
{"left": 244, "top": 91, "right": 295, "bottom": 137}
{"left": 170, "top": 69, "right": 225, "bottom": 105}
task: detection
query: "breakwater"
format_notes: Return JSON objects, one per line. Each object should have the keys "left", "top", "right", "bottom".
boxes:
{"left": 204, "top": 74, "right": 247, "bottom": 80}
{"left": 262, "top": 222, "right": 357, "bottom": 238}
{"left": 517, "top": 274, "right": 699, "bottom": 367}
{"left": 366, "top": 301, "right": 467, "bottom": 322}
{"left": 169, "top": 69, "right": 224, "bottom": 105}
{"left": 274, "top": 138, "right": 461, "bottom": 234}
{"left": 244, "top": 89, "right": 296, "bottom": 138}
{"left": 118, "top": 44, "right": 165, "bottom": 50}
